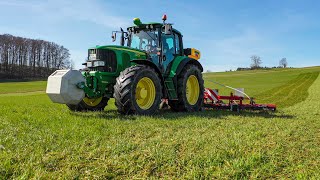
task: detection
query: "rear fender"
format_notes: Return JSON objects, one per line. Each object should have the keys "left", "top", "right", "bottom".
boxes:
{"left": 174, "top": 58, "right": 203, "bottom": 77}
{"left": 168, "top": 57, "right": 203, "bottom": 89}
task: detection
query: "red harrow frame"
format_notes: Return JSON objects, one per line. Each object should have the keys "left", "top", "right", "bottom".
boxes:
{"left": 203, "top": 88, "right": 276, "bottom": 112}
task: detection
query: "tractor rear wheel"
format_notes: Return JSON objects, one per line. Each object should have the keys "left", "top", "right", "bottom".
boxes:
{"left": 67, "top": 97, "right": 109, "bottom": 111}
{"left": 168, "top": 64, "right": 204, "bottom": 112}
{"left": 113, "top": 65, "right": 162, "bottom": 115}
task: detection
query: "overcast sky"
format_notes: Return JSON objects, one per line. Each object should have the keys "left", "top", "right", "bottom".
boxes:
{"left": 1, "top": 0, "right": 319, "bottom": 71}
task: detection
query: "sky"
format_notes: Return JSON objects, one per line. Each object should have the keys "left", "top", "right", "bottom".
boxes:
{"left": 0, "top": 0, "right": 319, "bottom": 72}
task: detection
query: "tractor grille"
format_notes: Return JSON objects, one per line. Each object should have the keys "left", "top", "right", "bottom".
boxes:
{"left": 88, "top": 49, "right": 117, "bottom": 72}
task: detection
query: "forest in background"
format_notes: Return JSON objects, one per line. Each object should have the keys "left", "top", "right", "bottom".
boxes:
{"left": 0, "top": 34, "right": 71, "bottom": 79}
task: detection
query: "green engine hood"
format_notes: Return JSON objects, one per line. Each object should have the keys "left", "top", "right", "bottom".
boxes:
{"left": 94, "top": 45, "right": 147, "bottom": 57}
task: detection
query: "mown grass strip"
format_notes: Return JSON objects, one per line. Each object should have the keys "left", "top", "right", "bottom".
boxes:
{"left": 256, "top": 72, "right": 319, "bottom": 108}
{"left": 285, "top": 72, "right": 320, "bottom": 117}
{"left": 257, "top": 73, "right": 310, "bottom": 103}
{"left": 0, "top": 81, "right": 46, "bottom": 94}
{"left": 0, "top": 91, "right": 45, "bottom": 97}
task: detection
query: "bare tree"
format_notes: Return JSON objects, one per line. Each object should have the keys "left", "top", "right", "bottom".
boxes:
{"left": 0, "top": 34, "right": 71, "bottom": 79}
{"left": 250, "top": 55, "right": 262, "bottom": 69}
{"left": 279, "top": 58, "right": 288, "bottom": 68}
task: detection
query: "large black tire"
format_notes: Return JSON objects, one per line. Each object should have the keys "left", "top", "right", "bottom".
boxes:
{"left": 168, "top": 64, "right": 204, "bottom": 112}
{"left": 113, "top": 65, "right": 162, "bottom": 115}
{"left": 67, "top": 97, "right": 109, "bottom": 111}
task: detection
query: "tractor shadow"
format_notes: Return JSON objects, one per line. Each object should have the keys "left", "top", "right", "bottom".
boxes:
{"left": 71, "top": 108, "right": 294, "bottom": 121}
{"left": 152, "top": 109, "right": 295, "bottom": 120}
{"left": 70, "top": 110, "right": 137, "bottom": 121}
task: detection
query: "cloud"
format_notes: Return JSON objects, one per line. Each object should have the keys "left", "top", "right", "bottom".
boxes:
{"left": 212, "top": 29, "right": 264, "bottom": 59}
{"left": 1, "top": 0, "right": 130, "bottom": 29}
{"left": 51, "top": 0, "right": 130, "bottom": 29}
{"left": 0, "top": 1, "right": 38, "bottom": 7}
{"left": 184, "top": 7, "right": 319, "bottom": 72}
{"left": 0, "top": 0, "right": 132, "bottom": 69}
{"left": 2, "top": 1, "right": 317, "bottom": 72}
{"left": 197, "top": 28, "right": 283, "bottom": 72}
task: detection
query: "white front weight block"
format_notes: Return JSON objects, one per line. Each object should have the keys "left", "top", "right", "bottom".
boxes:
{"left": 46, "top": 69, "right": 85, "bottom": 105}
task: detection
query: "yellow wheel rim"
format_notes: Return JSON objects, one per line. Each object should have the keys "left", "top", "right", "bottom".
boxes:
{"left": 186, "top": 75, "right": 200, "bottom": 105}
{"left": 135, "top": 77, "right": 156, "bottom": 110}
{"left": 83, "top": 97, "right": 103, "bottom": 107}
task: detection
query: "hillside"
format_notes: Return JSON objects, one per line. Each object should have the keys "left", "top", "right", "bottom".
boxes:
{"left": 204, "top": 66, "right": 320, "bottom": 107}
{"left": 0, "top": 66, "right": 320, "bottom": 178}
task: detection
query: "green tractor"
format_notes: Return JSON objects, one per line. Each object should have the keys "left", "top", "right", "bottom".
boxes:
{"left": 47, "top": 15, "right": 204, "bottom": 115}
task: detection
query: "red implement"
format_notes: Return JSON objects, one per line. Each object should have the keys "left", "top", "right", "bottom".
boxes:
{"left": 203, "top": 88, "right": 276, "bottom": 112}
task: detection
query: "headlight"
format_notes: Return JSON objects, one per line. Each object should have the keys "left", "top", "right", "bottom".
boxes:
{"left": 93, "top": 60, "right": 105, "bottom": 67}
{"left": 87, "top": 61, "right": 93, "bottom": 67}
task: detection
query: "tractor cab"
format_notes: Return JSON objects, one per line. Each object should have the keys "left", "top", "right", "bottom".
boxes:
{"left": 112, "top": 16, "right": 186, "bottom": 72}
{"left": 126, "top": 23, "right": 161, "bottom": 66}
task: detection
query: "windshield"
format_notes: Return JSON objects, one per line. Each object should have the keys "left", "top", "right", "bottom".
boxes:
{"left": 129, "top": 29, "right": 158, "bottom": 54}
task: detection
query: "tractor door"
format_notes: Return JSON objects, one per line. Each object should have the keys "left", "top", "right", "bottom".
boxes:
{"left": 162, "top": 32, "right": 182, "bottom": 72}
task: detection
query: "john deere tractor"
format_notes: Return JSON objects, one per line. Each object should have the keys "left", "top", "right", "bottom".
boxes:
{"left": 46, "top": 15, "right": 204, "bottom": 115}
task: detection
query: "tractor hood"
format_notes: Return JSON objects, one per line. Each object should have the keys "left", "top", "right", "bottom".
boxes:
{"left": 93, "top": 45, "right": 147, "bottom": 58}
{"left": 86, "top": 45, "right": 148, "bottom": 73}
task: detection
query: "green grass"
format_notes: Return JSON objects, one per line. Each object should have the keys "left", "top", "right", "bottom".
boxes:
{"left": 0, "top": 81, "right": 46, "bottom": 94}
{"left": 256, "top": 72, "right": 319, "bottom": 107}
{"left": 203, "top": 66, "right": 320, "bottom": 96}
{"left": 1, "top": 67, "right": 320, "bottom": 179}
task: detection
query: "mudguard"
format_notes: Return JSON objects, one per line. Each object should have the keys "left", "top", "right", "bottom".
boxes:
{"left": 130, "top": 59, "right": 162, "bottom": 78}
{"left": 169, "top": 57, "right": 203, "bottom": 78}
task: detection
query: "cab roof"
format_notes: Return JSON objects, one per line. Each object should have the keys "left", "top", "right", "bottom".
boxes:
{"left": 127, "top": 22, "right": 182, "bottom": 36}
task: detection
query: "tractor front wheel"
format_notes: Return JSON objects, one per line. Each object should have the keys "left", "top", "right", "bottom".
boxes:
{"left": 67, "top": 97, "right": 109, "bottom": 111}
{"left": 113, "top": 65, "right": 162, "bottom": 115}
{"left": 168, "top": 64, "right": 204, "bottom": 112}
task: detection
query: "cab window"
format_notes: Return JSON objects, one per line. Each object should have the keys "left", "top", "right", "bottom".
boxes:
{"left": 163, "top": 35, "right": 175, "bottom": 54}
{"left": 174, "top": 33, "right": 181, "bottom": 55}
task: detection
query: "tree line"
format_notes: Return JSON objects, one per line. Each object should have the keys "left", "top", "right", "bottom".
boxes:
{"left": 250, "top": 55, "right": 288, "bottom": 69}
{"left": 0, "top": 34, "right": 71, "bottom": 79}
{"left": 236, "top": 55, "right": 289, "bottom": 71}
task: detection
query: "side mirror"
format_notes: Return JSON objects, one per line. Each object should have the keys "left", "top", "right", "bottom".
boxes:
{"left": 164, "top": 24, "right": 172, "bottom": 35}
{"left": 111, "top": 32, "right": 117, "bottom": 42}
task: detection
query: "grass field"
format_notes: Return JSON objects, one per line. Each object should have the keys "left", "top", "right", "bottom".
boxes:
{"left": 0, "top": 81, "right": 46, "bottom": 94}
{"left": 1, "top": 67, "right": 320, "bottom": 179}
